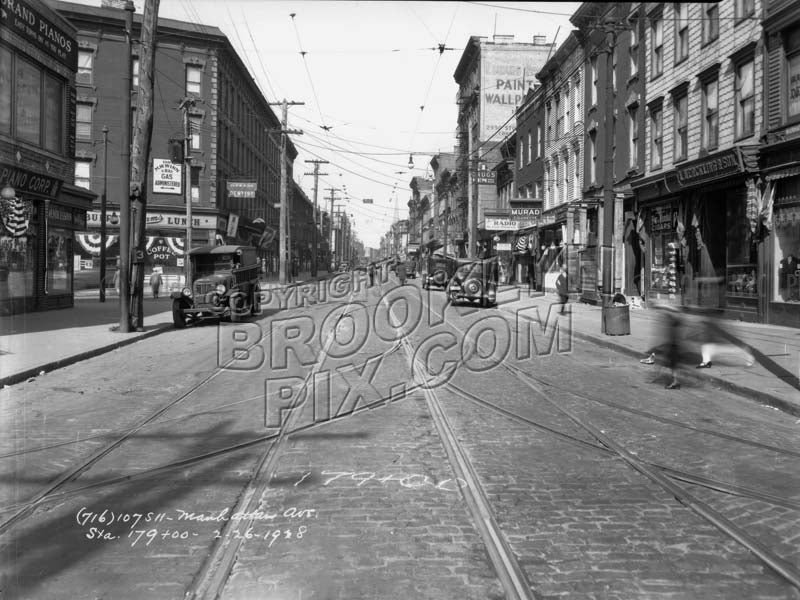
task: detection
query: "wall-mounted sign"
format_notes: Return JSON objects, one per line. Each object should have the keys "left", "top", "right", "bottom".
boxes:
{"left": 0, "top": 0, "right": 77, "bottom": 70}
{"left": 87, "top": 210, "right": 220, "bottom": 230}
{"left": 476, "top": 162, "right": 496, "bottom": 185}
{"left": 0, "top": 163, "right": 61, "bottom": 198}
{"left": 152, "top": 159, "right": 182, "bottom": 195}
{"left": 227, "top": 181, "right": 257, "bottom": 198}
{"left": 675, "top": 149, "right": 742, "bottom": 188}
{"left": 496, "top": 242, "right": 512, "bottom": 251}
{"left": 789, "top": 53, "right": 800, "bottom": 119}
{"left": 485, "top": 217, "right": 519, "bottom": 231}
{"left": 226, "top": 213, "right": 239, "bottom": 237}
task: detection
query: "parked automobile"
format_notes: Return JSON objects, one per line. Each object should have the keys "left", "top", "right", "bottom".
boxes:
{"left": 421, "top": 255, "right": 456, "bottom": 290}
{"left": 171, "top": 245, "right": 261, "bottom": 328}
{"left": 446, "top": 257, "right": 498, "bottom": 307}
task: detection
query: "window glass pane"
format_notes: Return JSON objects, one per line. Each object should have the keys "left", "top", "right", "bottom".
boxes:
{"left": 43, "top": 74, "right": 63, "bottom": 153}
{"left": 0, "top": 228, "right": 36, "bottom": 299}
{"left": 76, "top": 103, "right": 92, "bottom": 139}
{"left": 789, "top": 53, "right": 800, "bottom": 118}
{"left": 774, "top": 212, "right": 800, "bottom": 302}
{"left": 132, "top": 58, "right": 139, "bottom": 88}
{"left": 47, "top": 229, "right": 72, "bottom": 293}
{"left": 0, "top": 46, "right": 11, "bottom": 134}
{"left": 189, "top": 116, "right": 201, "bottom": 149}
{"left": 77, "top": 50, "right": 92, "bottom": 84}
{"left": 75, "top": 161, "right": 91, "bottom": 189}
{"left": 15, "top": 58, "right": 41, "bottom": 144}
{"left": 740, "top": 61, "right": 754, "bottom": 97}
{"left": 186, "top": 66, "right": 201, "bottom": 94}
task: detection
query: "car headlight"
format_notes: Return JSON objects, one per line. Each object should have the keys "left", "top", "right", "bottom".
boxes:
{"left": 182, "top": 287, "right": 192, "bottom": 297}
{"left": 216, "top": 283, "right": 227, "bottom": 294}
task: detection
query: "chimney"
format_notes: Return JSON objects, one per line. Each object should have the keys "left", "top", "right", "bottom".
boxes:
{"left": 492, "top": 34, "right": 515, "bottom": 44}
{"left": 533, "top": 34, "right": 548, "bottom": 45}
{"left": 101, "top": 0, "right": 129, "bottom": 8}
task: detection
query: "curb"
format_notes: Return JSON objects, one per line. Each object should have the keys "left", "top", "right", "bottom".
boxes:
{"left": 0, "top": 323, "right": 173, "bottom": 389}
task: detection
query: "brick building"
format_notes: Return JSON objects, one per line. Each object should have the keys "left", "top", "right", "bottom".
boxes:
{"left": 0, "top": 0, "right": 95, "bottom": 315}
{"left": 54, "top": 0, "right": 295, "bottom": 288}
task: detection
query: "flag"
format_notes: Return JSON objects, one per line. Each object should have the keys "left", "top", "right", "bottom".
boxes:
{"left": 760, "top": 181, "right": 774, "bottom": 233}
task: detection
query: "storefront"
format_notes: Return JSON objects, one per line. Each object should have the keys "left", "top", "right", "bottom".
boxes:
{"left": 75, "top": 208, "right": 229, "bottom": 292}
{"left": 0, "top": 171, "right": 94, "bottom": 314}
{"left": 632, "top": 147, "right": 760, "bottom": 320}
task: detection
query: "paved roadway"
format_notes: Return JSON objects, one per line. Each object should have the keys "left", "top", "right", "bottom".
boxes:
{"left": 1, "top": 273, "right": 799, "bottom": 599}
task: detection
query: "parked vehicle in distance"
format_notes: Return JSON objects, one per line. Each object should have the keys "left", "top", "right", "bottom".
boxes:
{"left": 171, "top": 245, "right": 261, "bottom": 328}
{"left": 421, "top": 255, "right": 456, "bottom": 290}
{"left": 407, "top": 258, "right": 417, "bottom": 279}
{"left": 446, "top": 257, "right": 498, "bottom": 307}
{"left": 338, "top": 262, "right": 350, "bottom": 273}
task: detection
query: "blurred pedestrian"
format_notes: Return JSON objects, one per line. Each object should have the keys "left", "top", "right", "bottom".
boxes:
{"left": 555, "top": 266, "right": 568, "bottom": 313}
{"left": 663, "top": 306, "right": 683, "bottom": 389}
{"left": 149, "top": 270, "right": 163, "bottom": 299}
{"left": 368, "top": 262, "right": 375, "bottom": 287}
{"left": 396, "top": 261, "right": 407, "bottom": 285}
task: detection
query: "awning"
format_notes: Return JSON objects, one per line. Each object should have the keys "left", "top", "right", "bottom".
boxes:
{"left": 764, "top": 164, "right": 800, "bottom": 181}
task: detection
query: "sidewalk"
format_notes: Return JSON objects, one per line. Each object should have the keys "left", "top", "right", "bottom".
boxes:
{"left": 0, "top": 270, "right": 331, "bottom": 387}
{"left": 497, "top": 285, "right": 800, "bottom": 416}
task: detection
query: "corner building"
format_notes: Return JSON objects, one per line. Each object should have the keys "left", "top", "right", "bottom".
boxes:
{"left": 630, "top": 1, "right": 764, "bottom": 320}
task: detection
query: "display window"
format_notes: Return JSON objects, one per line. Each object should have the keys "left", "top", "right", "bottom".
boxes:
{"left": 648, "top": 205, "right": 680, "bottom": 294}
{"left": 0, "top": 233, "right": 36, "bottom": 299}
{"left": 773, "top": 207, "right": 800, "bottom": 303}
{"left": 46, "top": 228, "right": 72, "bottom": 294}
{"left": 725, "top": 194, "right": 757, "bottom": 298}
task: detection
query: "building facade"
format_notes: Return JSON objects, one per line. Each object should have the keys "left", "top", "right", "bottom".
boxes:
{"left": 630, "top": 0, "right": 763, "bottom": 320}
{"left": 54, "top": 0, "right": 292, "bottom": 291}
{"left": 760, "top": 0, "right": 800, "bottom": 327}
{"left": 1, "top": 0, "right": 95, "bottom": 315}
{"left": 454, "top": 34, "right": 554, "bottom": 258}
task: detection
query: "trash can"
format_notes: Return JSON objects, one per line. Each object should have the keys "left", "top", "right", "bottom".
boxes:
{"left": 602, "top": 304, "right": 630, "bottom": 335}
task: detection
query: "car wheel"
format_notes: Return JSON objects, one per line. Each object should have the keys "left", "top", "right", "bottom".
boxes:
{"left": 172, "top": 299, "right": 186, "bottom": 328}
{"left": 230, "top": 293, "right": 248, "bottom": 322}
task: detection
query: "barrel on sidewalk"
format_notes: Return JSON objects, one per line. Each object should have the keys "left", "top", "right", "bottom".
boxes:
{"left": 601, "top": 301, "right": 630, "bottom": 336}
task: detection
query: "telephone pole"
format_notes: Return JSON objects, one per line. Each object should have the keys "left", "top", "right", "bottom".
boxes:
{"left": 118, "top": 0, "right": 134, "bottom": 332}
{"left": 305, "top": 159, "right": 328, "bottom": 277}
{"left": 268, "top": 100, "right": 303, "bottom": 285}
{"left": 129, "top": 0, "right": 160, "bottom": 331}
{"left": 324, "top": 187, "right": 341, "bottom": 271}
{"left": 99, "top": 125, "right": 108, "bottom": 303}
{"left": 179, "top": 98, "right": 196, "bottom": 291}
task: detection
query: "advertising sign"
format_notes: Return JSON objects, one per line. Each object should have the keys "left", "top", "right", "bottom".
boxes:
{"left": 87, "top": 210, "right": 219, "bottom": 230}
{"left": 227, "top": 181, "right": 257, "bottom": 198}
{"left": 152, "top": 159, "right": 182, "bottom": 195}
{"left": 1, "top": 0, "right": 77, "bottom": 70}
{"left": 790, "top": 53, "right": 800, "bottom": 119}
{"left": 485, "top": 217, "right": 519, "bottom": 230}
{"left": 226, "top": 213, "right": 239, "bottom": 237}
{"left": 476, "top": 162, "right": 496, "bottom": 185}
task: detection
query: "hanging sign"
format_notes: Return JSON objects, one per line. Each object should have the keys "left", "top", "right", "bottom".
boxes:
{"left": 152, "top": 159, "right": 182, "bottom": 194}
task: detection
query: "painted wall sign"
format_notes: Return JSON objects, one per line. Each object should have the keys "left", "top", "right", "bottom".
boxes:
{"left": 152, "top": 159, "right": 182, "bottom": 194}
{"left": 676, "top": 149, "right": 742, "bottom": 188}
{"left": 0, "top": 163, "right": 61, "bottom": 198}
{"left": 227, "top": 181, "right": 257, "bottom": 198}
{"left": 1, "top": 0, "right": 77, "bottom": 70}
{"left": 485, "top": 217, "right": 519, "bottom": 230}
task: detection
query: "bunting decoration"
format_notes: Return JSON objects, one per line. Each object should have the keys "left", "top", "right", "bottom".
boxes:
{"left": 0, "top": 193, "right": 32, "bottom": 237}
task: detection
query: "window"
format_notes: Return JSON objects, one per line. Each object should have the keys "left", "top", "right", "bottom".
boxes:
{"left": 675, "top": 4, "right": 689, "bottom": 63}
{"left": 650, "top": 106, "right": 663, "bottom": 168}
{"left": 74, "top": 160, "right": 91, "bottom": 189}
{"left": 0, "top": 46, "right": 11, "bottom": 135}
{"left": 186, "top": 65, "right": 202, "bottom": 95}
{"left": 612, "top": 44, "right": 618, "bottom": 92}
{"left": 535, "top": 180, "right": 542, "bottom": 199}
{"left": 15, "top": 58, "right": 41, "bottom": 145}
{"left": 589, "top": 131, "right": 597, "bottom": 184}
{"left": 673, "top": 94, "right": 688, "bottom": 160}
{"left": 629, "top": 18, "right": 639, "bottom": 77}
{"left": 76, "top": 103, "right": 92, "bottom": 140}
{"left": 545, "top": 164, "right": 551, "bottom": 207}
{"left": 189, "top": 115, "right": 202, "bottom": 150}
{"left": 563, "top": 154, "right": 569, "bottom": 201}
{"left": 651, "top": 16, "right": 663, "bottom": 77}
{"left": 789, "top": 53, "right": 800, "bottom": 120}
{"left": 573, "top": 149, "right": 580, "bottom": 195}
{"left": 735, "top": 60, "right": 755, "bottom": 138}
{"left": 702, "top": 78, "right": 719, "bottom": 149}
{"left": 537, "top": 123, "right": 543, "bottom": 157}
{"left": 191, "top": 166, "right": 201, "bottom": 203}
{"left": 735, "top": 0, "right": 754, "bottom": 21}
{"left": 702, "top": 3, "right": 719, "bottom": 44}
{"left": 574, "top": 78, "right": 582, "bottom": 120}
{"left": 527, "top": 130, "right": 532, "bottom": 164}
{"left": 46, "top": 229, "right": 71, "bottom": 293}
{"left": 43, "top": 74, "right": 63, "bottom": 153}
{"left": 628, "top": 106, "right": 639, "bottom": 168}
{"left": 77, "top": 50, "right": 93, "bottom": 85}
{"left": 518, "top": 138, "right": 524, "bottom": 170}
{"left": 132, "top": 58, "right": 139, "bottom": 88}
{"left": 565, "top": 87, "right": 572, "bottom": 130}
{"left": 556, "top": 96, "right": 564, "bottom": 138}
{"left": 590, "top": 55, "right": 598, "bottom": 106}
{"left": 553, "top": 159, "right": 559, "bottom": 205}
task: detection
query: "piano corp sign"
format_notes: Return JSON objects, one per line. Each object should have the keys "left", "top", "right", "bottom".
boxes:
{"left": 676, "top": 149, "right": 742, "bottom": 188}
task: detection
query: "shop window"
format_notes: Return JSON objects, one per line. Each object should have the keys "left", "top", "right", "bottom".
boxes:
{"left": 788, "top": 52, "right": 800, "bottom": 120}
{"left": 47, "top": 229, "right": 71, "bottom": 294}
{"left": 651, "top": 16, "right": 664, "bottom": 78}
{"left": 774, "top": 214, "right": 800, "bottom": 303}
{"left": 673, "top": 93, "right": 688, "bottom": 161}
{"left": 0, "top": 229, "right": 36, "bottom": 300}
{"left": 702, "top": 3, "right": 719, "bottom": 45}
{"left": 674, "top": 3, "right": 689, "bottom": 64}
{"left": 702, "top": 78, "right": 719, "bottom": 150}
{"left": 186, "top": 65, "right": 202, "bottom": 95}
{"left": 735, "top": 60, "right": 755, "bottom": 138}
{"left": 0, "top": 46, "right": 11, "bottom": 135}
{"left": 77, "top": 50, "right": 93, "bottom": 85}
{"left": 648, "top": 205, "right": 679, "bottom": 295}
{"left": 15, "top": 57, "right": 41, "bottom": 145}
{"left": 726, "top": 197, "right": 756, "bottom": 299}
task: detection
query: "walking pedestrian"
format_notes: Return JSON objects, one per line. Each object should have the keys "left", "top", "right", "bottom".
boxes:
{"left": 396, "top": 261, "right": 407, "bottom": 285}
{"left": 149, "top": 270, "right": 163, "bottom": 299}
{"left": 555, "top": 266, "right": 568, "bottom": 314}
{"left": 368, "top": 262, "right": 375, "bottom": 287}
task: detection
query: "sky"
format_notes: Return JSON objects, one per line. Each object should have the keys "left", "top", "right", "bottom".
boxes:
{"left": 84, "top": 0, "right": 581, "bottom": 249}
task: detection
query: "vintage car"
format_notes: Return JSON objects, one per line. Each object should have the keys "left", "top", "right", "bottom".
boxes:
{"left": 406, "top": 258, "right": 417, "bottom": 279}
{"left": 171, "top": 245, "right": 261, "bottom": 328}
{"left": 445, "top": 257, "right": 499, "bottom": 307}
{"left": 421, "top": 255, "right": 456, "bottom": 290}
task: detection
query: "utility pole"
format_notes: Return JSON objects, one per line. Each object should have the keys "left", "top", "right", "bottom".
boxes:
{"left": 267, "top": 99, "right": 303, "bottom": 285}
{"left": 129, "top": 0, "right": 160, "bottom": 331}
{"left": 179, "top": 98, "right": 195, "bottom": 291}
{"left": 600, "top": 17, "right": 620, "bottom": 309}
{"left": 324, "top": 187, "right": 340, "bottom": 271}
{"left": 99, "top": 125, "right": 108, "bottom": 303}
{"left": 305, "top": 159, "right": 328, "bottom": 277}
{"left": 118, "top": 0, "right": 134, "bottom": 332}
